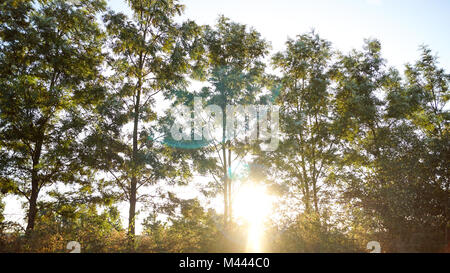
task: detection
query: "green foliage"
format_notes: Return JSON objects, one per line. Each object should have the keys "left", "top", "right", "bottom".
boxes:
{"left": 140, "top": 198, "right": 226, "bottom": 252}
{"left": 0, "top": 0, "right": 107, "bottom": 232}
{"left": 267, "top": 31, "right": 336, "bottom": 215}
{"left": 169, "top": 16, "right": 271, "bottom": 227}
{"left": 86, "top": 0, "right": 204, "bottom": 240}
{"left": 336, "top": 45, "right": 449, "bottom": 252}
{"left": 266, "top": 213, "right": 362, "bottom": 253}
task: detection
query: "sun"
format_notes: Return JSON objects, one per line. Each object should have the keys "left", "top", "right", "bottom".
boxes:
{"left": 232, "top": 182, "right": 274, "bottom": 252}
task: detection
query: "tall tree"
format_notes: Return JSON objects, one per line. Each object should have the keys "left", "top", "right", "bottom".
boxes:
{"left": 170, "top": 16, "right": 270, "bottom": 228}
{"left": 0, "top": 0, "right": 106, "bottom": 233}
{"left": 95, "top": 0, "right": 204, "bottom": 244}
{"left": 337, "top": 44, "right": 449, "bottom": 252}
{"left": 267, "top": 32, "right": 336, "bottom": 216}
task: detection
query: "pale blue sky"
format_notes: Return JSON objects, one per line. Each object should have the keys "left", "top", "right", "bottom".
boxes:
{"left": 109, "top": 0, "right": 450, "bottom": 71}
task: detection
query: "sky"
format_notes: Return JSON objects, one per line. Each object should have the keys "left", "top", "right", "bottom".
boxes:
{"left": 109, "top": 0, "right": 450, "bottom": 71}
{"left": 3, "top": 0, "right": 450, "bottom": 234}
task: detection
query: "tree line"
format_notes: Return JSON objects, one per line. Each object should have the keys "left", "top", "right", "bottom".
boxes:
{"left": 0, "top": 0, "right": 448, "bottom": 252}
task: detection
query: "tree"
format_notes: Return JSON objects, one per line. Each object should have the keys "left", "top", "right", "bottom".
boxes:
{"left": 267, "top": 32, "right": 336, "bottom": 216}
{"left": 337, "top": 45, "right": 449, "bottom": 252}
{"left": 141, "top": 197, "right": 223, "bottom": 252}
{"left": 93, "top": 0, "right": 204, "bottom": 245}
{"left": 170, "top": 16, "right": 270, "bottom": 229}
{"left": 0, "top": 0, "right": 106, "bottom": 233}
{"left": 0, "top": 194, "right": 4, "bottom": 224}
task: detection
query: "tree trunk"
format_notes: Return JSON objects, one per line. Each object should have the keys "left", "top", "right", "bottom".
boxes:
{"left": 222, "top": 145, "right": 228, "bottom": 228}
{"left": 222, "top": 102, "right": 229, "bottom": 229}
{"left": 228, "top": 148, "right": 232, "bottom": 222}
{"left": 26, "top": 138, "right": 43, "bottom": 234}
{"left": 128, "top": 177, "right": 137, "bottom": 240}
{"left": 303, "top": 178, "right": 311, "bottom": 214}
{"left": 128, "top": 77, "right": 141, "bottom": 246}
{"left": 312, "top": 180, "right": 319, "bottom": 214}
{"left": 25, "top": 181, "right": 38, "bottom": 234}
